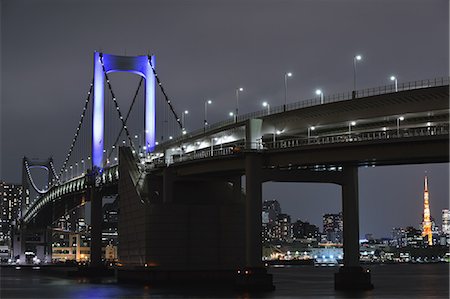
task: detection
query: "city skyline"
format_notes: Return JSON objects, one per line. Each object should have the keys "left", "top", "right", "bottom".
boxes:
{"left": 1, "top": 0, "right": 448, "bottom": 249}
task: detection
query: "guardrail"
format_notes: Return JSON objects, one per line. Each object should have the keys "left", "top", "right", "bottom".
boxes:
{"left": 164, "top": 77, "right": 449, "bottom": 146}
{"left": 160, "top": 125, "right": 449, "bottom": 166}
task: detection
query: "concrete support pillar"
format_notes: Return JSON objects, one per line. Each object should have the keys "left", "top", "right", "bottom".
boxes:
{"left": 245, "top": 119, "right": 263, "bottom": 149}
{"left": 90, "top": 187, "right": 102, "bottom": 267}
{"left": 341, "top": 166, "right": 360, "bottom": 267}
{"left": 231, "top": 176, "right": 242, "bottom": 202}
{"left": 335, "top": 165, "right": 373, "bottom": 290}
{"left": 163, "top": 168, "right": 174, "bottom": 203}
{"left": 245, "top": 154, "right": 263, "bottom": 268}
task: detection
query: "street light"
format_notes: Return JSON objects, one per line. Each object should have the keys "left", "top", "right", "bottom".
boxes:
{"left": 308, "top": 126, "right": 315, "bottom": 141}
{"left": 349, "top": 121, "right": 356, "bottom": 134}
{"left": 284, "top": 72, "right": 293, "bottom": 111}
{"left": 353, "top": 55, "right": 362, "bottom": 96}
{"left": 262, "top": 101, "right": 270, "bottom": 115}
{"left": 235, "top": 87, "right": 243, "bottom": 121}
{"left": 390, "top": 75, "right": 398, "bottom": 92}
{"left": 182, "top": 110, "right": 189, "bottom": 133}
{"left": 315, "top": 89, "right": 324, "bottom": 104}
{"left": 204, "top": 100, "right": 212, "bottom": 129}
{"left": 397, "top": 116, "right": 404, "bottom": 136}
{"left": 229, "top": 112, "right": 234, "bottom": 118}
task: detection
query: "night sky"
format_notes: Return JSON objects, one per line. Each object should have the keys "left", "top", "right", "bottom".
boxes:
{"left": 1, "top": 0, "right": 448, "bottom": 238}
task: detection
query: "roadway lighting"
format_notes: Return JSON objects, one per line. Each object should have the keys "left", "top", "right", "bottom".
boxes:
{"left": 315, "top": 89, "right": 324, "bottom": 104}
{"left": 382, "top": 127, "right": 387, "bottom": 131}
{"left": 307, "top": 126, "right": 315, "bottom": 141}
{"left": 229, "top": 112, "right": 234, "bottom": 117}
{"left": 426, "top": 122, "right": 431, "bottom": 127}
{"left": 235, "top": 88, "right": 244, "bottom": 121}
{"left": 204, "top": 100, "right": 212, "bottom": 128}
{"left": 262, "top": 101, "right": 270, "bottom": 115}
{"left": 155, "top": 141, "right": 159, "bottom": 145}
{"left": 276, "top": 130, "right": 282, "bottom": 135}
{"left": 169, "top": 136, "right": 173, "bottom": 140}
{"left": 353, "top": 54, "right": 363, "bottom": 94}
{"left": 284, "top": 72, "right": 293, "bottom": 111}
{"left": 390, "top": 75, "right": 398, "bottom": 92}
{"left": 182, "top": 110, "right": 189, "bottom": 131}
{"left": 348, "top": 121, "right": 356, "bottom": 134}
{"left": 397, "top": 116, "right": 404, "bottom": 136}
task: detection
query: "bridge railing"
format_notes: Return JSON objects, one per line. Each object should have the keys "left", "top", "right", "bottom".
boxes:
{"left": 156, "top": 125, "right": 448, "bottom": 166}
{"left": 163, "top": 77, "right": 449, "bottom": 146}
{"left": 265, "top": 124, "right": 449, "bottom": 150}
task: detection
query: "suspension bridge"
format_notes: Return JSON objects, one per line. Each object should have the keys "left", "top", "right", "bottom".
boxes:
{"left": 15, "top": 52, "right": 449, "bottom": 290}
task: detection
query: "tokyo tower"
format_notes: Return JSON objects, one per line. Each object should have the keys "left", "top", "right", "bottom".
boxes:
{"left": 422, "top": 176, "right": 433, "bottom": 246}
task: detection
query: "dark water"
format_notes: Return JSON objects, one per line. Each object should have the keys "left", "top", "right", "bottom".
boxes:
{"left": 1, "top": 264, "right": 448, "bottom": 298}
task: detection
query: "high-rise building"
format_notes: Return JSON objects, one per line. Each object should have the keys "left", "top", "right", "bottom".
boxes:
{"left": 392, "top": 227, "right": 407, "bottom": 247}
{"left": 442, "top": 209, "right": 450, "bottom": 234}
{"left": 421, "top": 176, "right": 433, "bottom": 246}
{"left": 273, "top": 213, "right": 292, "bottom": 242}
{"left": 292, "top": 220, "right": 320, "bottom": 240}
{"left": 323, "top": 212, "right": 343, "bottom": 243}
{"left": 0, "top": 182, "right": 22, "bottom": 245}
{"left": 262, "top": 200, "right": 281, "bottom": 224}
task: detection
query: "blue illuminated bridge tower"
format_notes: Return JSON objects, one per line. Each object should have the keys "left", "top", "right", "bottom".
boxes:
{"left": 92, "top": 52, "right": 156, "bottom": 168}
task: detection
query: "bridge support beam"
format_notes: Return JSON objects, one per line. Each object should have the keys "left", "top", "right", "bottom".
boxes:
{"left": 240, "top": 153, "right": 274, "bottom": 290}
{"left": 335, "top": 166, "right": 373, "bottom": 290}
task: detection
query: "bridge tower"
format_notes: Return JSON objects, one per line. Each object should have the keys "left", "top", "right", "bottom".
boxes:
{"left": 21, "top": 157, "right": 58, "bottom": 218}
{"left": 92, "top": 52, "right": 156, "bottom": 169}
{"left": 422, "top": 176, "right": 433, "bottom": 246}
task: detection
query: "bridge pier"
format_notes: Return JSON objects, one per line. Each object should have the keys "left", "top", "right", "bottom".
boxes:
{"left": 239, "top": 153, "right": 274, "bottom": 290}
{"left": 335, "top": 166, "right": 373, "bottom": 291}
{"left": 89, "top": 187, "right": 103, "bottom": 268}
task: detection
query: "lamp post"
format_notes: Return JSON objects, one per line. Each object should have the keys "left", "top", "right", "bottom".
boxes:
{"left": 75, "top": 163, "right": 78, "bottom": 177}
{"left": 397, "top": 116, "right": 404, "bottom": 136}
{"left": 308, "top": 126, "right": 315, "bottom": 142}
{"left": 229, "top": 112, "right": 234, "bottom": 119}
{"left": 81, "top": 159, "right": 85, "bottom": 174}
{"left": 348, "top": 121, "right": 356, "bottom": 134}
{"left": 284, "top": 72, "right": 293, "bottom": 111}
{"left": 204, "top": 100, "right": 212, "bottom": 131}
{"left": 353, "top": 55, "right": 362, "bottom": 97}
{"left": 262, "top": 101, "right": 270, "bottom": 115}
{"left": 390, "top": 76, "right": 398, "bottom": 92}
{"left": 235, "top": 88, "right": 243, "bottom": 121}
{"left": 315, "top": 89, "right": 324, "bottom": 104}
{"left": 182, "top": 110, "right": 188, "bottom": 134}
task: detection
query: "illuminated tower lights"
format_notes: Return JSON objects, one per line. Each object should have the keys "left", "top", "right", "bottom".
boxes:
{"left": 421, "top": 176, "right": 433, "bottom": 246}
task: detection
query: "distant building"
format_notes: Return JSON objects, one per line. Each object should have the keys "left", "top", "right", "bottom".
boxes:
{"left": 392, "top": 227, "right": 407, "bottom": 247}
{"left": 323, "top": 212, "right": 343, "bottom": 243}
{"left": 274, "top": 213, "right": 292, "bottom": 242}
{"left": 262, "top": 200, "right": 282, "bottom": 243}
{"left": 292, "top": 220, "right": 320, "bottom": 240}
{"left": 0, "top": 182, "right": 22, "bottom": 245}
{"left": 442, "top": 209, "right": 450, "bottom": 234}
{"left": 262, "top": 200, "right": 281, "bottom": 224}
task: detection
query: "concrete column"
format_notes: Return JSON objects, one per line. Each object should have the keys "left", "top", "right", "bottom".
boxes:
{"left": 231, "top": 176, "right": 242, "bottom": 202}
{"left": 245, "top": 119, "right": 263, "bottom": 149}
{"left": 341, "top": 166, "right": 360, "bottom": 267}
{"left": 245, "top": 154, "right": 263, "bottom": 268}
{"left": 163, "top": 168, "right": 174, "bottom": 203}
{"left": 90, "top": 187, "right": 103, "bottom": 267}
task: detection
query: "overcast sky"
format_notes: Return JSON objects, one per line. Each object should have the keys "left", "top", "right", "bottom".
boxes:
{"left": 1, "top": 0, "right": 448, "bottom": 237}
